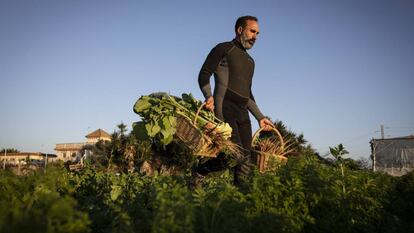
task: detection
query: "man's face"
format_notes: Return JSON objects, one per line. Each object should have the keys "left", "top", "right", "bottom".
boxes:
{"left": 239, "top": 20, "right": 260, "bottom": 50}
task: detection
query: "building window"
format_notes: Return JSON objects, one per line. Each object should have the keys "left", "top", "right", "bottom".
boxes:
{"left": 71, "top": 152, "right": 76, "bottom": 158}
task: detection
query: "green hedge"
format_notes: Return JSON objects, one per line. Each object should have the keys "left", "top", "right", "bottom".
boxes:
{"left": 1, "top": 156, "right": 413, "bottom": 233}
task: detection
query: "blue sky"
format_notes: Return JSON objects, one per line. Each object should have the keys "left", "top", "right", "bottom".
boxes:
{"left": 1, "top": 0, "right": 413, "bottom": 159}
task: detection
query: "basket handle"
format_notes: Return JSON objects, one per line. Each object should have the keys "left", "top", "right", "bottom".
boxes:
{"left": 193, "top": 102, "right": 206, "bottom": 125}
{"left": 251, "top": 127, "right": 285, "bottom": 152}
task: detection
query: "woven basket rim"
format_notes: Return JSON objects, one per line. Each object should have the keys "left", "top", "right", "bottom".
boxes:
{"left": 251, "top": 127, "right": 285, "bottom": 152}
{"left": 175, "top": 115, "right": 219, "bottom": 157}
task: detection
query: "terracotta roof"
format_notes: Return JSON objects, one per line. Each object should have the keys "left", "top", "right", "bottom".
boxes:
{"left": 85, "top": 129, "right": 111, "bottom": 139}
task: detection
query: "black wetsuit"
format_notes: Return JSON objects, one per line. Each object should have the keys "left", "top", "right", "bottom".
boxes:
{"left": 197, "top": 39, "right": 265, "bottom": 183}
{"left": 198, "top": 39, "right": 264, "bottom": 121}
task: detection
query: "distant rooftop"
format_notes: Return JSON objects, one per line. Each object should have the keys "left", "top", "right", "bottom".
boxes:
{"left": 85, "top": 129, "right": 111, "bottom": 139}
{"left": 371, "top": 135, "right": 414, "bottom": 141}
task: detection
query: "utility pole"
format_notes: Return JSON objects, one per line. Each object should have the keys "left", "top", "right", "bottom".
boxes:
{"left": 381, "top": 125, "right": 385, "bottom": 139}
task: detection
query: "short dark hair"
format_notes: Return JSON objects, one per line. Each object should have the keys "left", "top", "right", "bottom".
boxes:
{"left": 235, "top": 15, "right": 258, "bottom": 33}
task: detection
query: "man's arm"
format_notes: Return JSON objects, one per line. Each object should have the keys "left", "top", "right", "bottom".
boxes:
{"left": 247, "top": 90, "right": 265, "bottom": 120}
{"left": 198, "top": 43, "right": 231, "bottom": 99}
{"left": 248, "top": 91, "right": 274, "bottom": 130}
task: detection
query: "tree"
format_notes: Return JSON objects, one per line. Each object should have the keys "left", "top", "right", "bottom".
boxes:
{"left": 329, "top": 144, "right": 349, "bottom": 162}
{"left": 271, "top": 120, "right": 316, "bottom": 157}
{"left": 88, "top": 123, "right": 141, "bottom": 173}
{"left": 0, "top": 148, "right": 20, "bottom": 153}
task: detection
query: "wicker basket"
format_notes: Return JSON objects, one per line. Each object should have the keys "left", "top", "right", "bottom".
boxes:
{"left": 252, "top": 127, "right": 287, "bottom": 173}
{"left": 174, "top": 104, "right": 220, "bottom": 157}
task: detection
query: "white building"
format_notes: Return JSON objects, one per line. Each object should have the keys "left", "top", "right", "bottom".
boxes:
{"left": 54, "top": 129, "right": 111, "bottom": 162}
{"left": 1, "top": 152, "right": 57, "bottom": 166}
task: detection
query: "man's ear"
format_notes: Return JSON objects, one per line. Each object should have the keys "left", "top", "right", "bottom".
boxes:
{"left": 237, "top": 26, "right": 243, "bottom": 35}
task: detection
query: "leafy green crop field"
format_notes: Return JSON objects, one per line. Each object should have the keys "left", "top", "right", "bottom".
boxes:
{"left": 1, "top": 155, "right": 413, "bottom": 233}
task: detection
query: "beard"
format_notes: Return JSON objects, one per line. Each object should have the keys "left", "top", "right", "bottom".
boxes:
{"left": 240, "top": 33, "right": 255, "bottom": 50}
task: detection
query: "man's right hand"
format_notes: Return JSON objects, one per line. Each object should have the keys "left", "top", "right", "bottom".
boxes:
{"left": 259, "top": 118, "right": 274, "bottom": 131}
{"left": 204, "top": 96, "right": 215, "bottom": 112}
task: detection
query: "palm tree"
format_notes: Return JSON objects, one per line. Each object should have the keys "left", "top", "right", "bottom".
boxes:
{"left": 272, "top": 120, "right": 315, "bottom": 157}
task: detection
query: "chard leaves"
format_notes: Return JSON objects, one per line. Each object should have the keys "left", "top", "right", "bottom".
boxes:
{"left": 133, "top": 92, "right": 232, "bottom": 147}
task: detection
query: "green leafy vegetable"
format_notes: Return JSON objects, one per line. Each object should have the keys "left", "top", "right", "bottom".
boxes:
{"left": 133, "top": 92, "right": 232, "bottom": 147}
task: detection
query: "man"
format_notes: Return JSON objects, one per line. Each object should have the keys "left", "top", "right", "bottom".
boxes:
{"left": 197, "top": 15, "right": 273, "bottom": 185}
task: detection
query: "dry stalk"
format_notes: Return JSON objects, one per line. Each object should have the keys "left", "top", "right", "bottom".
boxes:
{"left": 209, "top": 132, "right": 242, "bottom": 155}
{"left": 254, "top": 135, "right": 289, "bottom": 163}
{"left": 195, "top": 128, "right": 242, "bottom": 157}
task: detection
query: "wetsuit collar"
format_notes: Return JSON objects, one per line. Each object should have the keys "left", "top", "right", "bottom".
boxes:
{"left": 232, "top": 39, "right": 246, "bottom": 51}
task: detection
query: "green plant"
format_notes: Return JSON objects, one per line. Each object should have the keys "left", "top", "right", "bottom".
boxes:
{"left": 2, "top": 145, "right": 414, "bottom": 233}
{"left": 133, "top": 92, "right": 232, "bottom": 146}
{"left": 329, "top": 143, "right": 349, "bottom": 194}
{"left": 0, "top": 165, "right": 90, "bottom": 233}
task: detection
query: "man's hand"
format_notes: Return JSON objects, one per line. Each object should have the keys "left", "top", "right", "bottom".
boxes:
{"left": 204, "top": 96, "right": 214, "bottom": 112}
{"left": 259, "top": 118, "right": 274, "bottom": 131}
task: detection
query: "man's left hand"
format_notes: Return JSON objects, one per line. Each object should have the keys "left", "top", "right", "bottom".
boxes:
{"left": 259, "top": 118, "right": 274, "bottom": 131}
